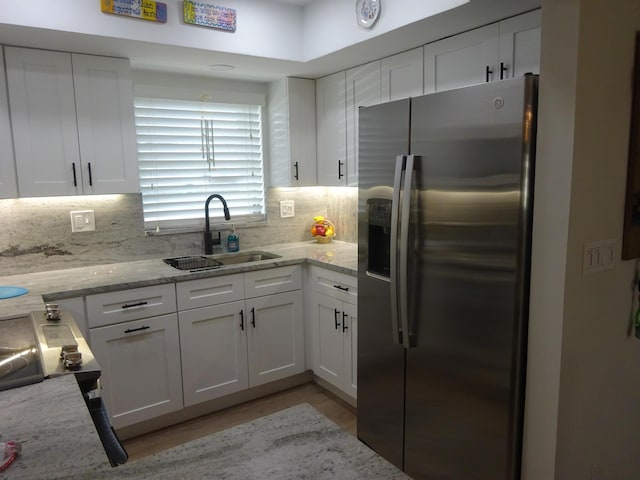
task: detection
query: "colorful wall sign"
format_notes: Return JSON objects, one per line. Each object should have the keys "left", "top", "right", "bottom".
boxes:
{"left": 101, "top": 0, "right": 168, "bottom": 24}
{"left": 183, "top": 0, "right": 237, "bottom": 32}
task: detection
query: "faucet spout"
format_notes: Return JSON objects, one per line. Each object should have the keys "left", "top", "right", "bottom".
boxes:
{"left": 204, "top": 194, "right": 231, "bottom": 255}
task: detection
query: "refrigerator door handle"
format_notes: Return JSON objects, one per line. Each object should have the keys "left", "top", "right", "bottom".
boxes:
{"left": 399, "top": 155, "right": 415, "bottom": 349}
{"left": 390, "top": 155, "right": 414, "bottom": 347}
{"left": 390, "top": 155, "right": 405, "bottom": 345}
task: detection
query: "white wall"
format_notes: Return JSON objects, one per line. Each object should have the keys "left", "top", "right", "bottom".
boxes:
{"left": 302, "top": 0, "right": 468, "bottom": 60}
{"left": 524, "top": 0, "right": 640, "bottom": 478}
{"left": 0, "top": 0, "right": 304, "bottom": 61}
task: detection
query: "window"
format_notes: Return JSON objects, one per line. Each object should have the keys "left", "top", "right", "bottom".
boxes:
{"left": 134, "top": 97, "right": 265, "bottom": 231}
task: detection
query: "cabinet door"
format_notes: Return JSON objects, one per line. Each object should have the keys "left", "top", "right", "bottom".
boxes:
{"left": 90, "top": 313, "right": 183, "bottom": 429}
{"left": 268, "top": 77, "right": 317, "bottom": 187}
{"left": 381, "top": 47, "right": 423, "bottom": 102}
{"left": 178, "top": 301, "right": 248, "bottom": 406}
{"left": 5, "top": 47, "right": 81, "bottom": 197}
{"left": 498, "top": 10, "right": 541, "bottom": 79}
{"left": 246, "top": 290, "right": 304, "bottom": 386}
{"left": 342, "top": 301, "right": 358, "bottom": 399}
{"left": 316, "top": 71, "right": 347, "bottom": 186}
{"left": 0, "top": 48, "right": 17, "bottom": 199}
{"left": 346, "top": 61, "right": 381, "bottom": 188}
{"left": 312, "top": 292, "right": 345, "bottom": 389}
{"left": 423, "top": 24, "right": 500, "bottom": 94}
{"left": 72, "top": 54, "right": 139, "bottom": 194}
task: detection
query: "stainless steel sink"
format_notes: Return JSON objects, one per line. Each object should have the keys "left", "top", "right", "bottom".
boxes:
{"left": 216, "top": 251, "right": 280, "bottom": 265}
{"left": 163, "top": 251, "right": 280, "bottom": 271}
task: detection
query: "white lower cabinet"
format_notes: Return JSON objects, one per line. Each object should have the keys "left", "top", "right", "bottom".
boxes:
{"left": 308, "top": 267, "right": 357, "bottom": 399}
{"left": 179, "top": 300, "right": 249, "bottom": 407}
{"left": 246, "top": 290, "right": 304, "bottom": 387}
{"left": 177, "top": 266, "right": 304, "bottom": 407}
{"left": 90, "top": 313, "right": 183, "bottom": 429}
{"left": 86, "top": 266, "right": 305, "bottom": 428}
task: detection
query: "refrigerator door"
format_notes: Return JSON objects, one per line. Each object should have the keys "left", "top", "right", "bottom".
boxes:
{"left": 357, "top": 98, "right": 410, "bottom": 470}
{"left": 404, "top": 76, "right": 536, "bottom": 479}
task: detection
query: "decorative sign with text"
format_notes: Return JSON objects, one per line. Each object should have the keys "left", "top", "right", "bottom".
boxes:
{"left": 183, "top": 0, "right": 237, "bottom": 32}
{"left": 101, "top": 0, "right": 167, "bottom": 23}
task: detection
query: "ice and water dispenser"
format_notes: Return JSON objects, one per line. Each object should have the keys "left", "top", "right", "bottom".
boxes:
{"left": 366, "top": 198, "right": 392, "bottom": 278}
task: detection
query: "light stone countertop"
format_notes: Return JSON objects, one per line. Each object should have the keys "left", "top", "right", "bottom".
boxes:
{"left": 0, "top": 240, "right": 358, "bottom": 479}
{"left": 0, "top": 241, "right": 357, "bottom": 319}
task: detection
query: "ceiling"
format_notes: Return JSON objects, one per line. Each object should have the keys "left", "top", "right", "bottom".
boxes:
{"left": 0, "top": 0, "right": 541, "bottom": 82}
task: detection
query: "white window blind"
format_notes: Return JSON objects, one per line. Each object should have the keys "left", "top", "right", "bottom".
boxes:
{"left": 134, "top": 97, "right": 265, "bottom": 230}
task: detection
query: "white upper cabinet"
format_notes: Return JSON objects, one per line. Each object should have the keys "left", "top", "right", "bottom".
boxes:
{"left": 423, "top": 24, "right": 500, "bottom": 94}
{"left": 424, "top": 10, "right": 541, "bottom": 94}
{"left": 381, "top": 47, "right": 424, "bottom": 102}
{"left": 316, "top": 71, "right": 347, "bottom": 186}
{"left": 0, "top": 48, "right": 17, "bottom": 199}
{"left": 346, "top": 61, "right": 381, "bottom": 188}
{"left": 72, "top": 54, "right": 139, "bottom": 194}
{"left": 4, "top": 47, "right": 138, "bottom": 197}
{"left": 6, "top": 47, "right": 82, "bottom": 197}
{"left": 498, "top": 9, "right": 541, "bottom": 79}
{"left": 268, "top": 77, "right": 317, "bottom": 187}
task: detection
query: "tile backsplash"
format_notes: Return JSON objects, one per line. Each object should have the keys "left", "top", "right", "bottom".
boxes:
{"left": 0, "top": 187, "right": 357, "bottom": 275}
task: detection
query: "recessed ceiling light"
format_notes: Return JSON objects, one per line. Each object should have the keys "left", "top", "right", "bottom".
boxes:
{"left": 208, "top": 64, "right": 235, "bottom": 72}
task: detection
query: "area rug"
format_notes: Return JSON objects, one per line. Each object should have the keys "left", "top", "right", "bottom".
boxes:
{"left": 100, "top": 403, "right": 410, "bottom": 479}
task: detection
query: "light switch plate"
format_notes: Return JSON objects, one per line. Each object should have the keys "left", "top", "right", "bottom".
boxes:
{"left": 70, "top": 210, "right": 96, "bottom": 233}
{"left": 280, "top": 200, "right": 295, "bottom": 218}
{"left": 583, "top": 239, "right": 616, "bottom": 274}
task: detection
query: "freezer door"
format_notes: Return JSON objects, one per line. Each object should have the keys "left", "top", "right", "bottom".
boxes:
{"left": 404, "top": 76, "right": 536, "bottom": 480}
{"left": 357, "top": 98, "right": 410, "bottom": 470}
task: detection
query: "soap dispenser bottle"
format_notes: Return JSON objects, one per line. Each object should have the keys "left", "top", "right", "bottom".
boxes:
{"left": 227, "top": 225, "right": 239, "bottom": 252}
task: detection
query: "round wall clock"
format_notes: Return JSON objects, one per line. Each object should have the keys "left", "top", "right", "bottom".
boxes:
{"left": 356, "top": 0, "right": 381, "bottom": 29}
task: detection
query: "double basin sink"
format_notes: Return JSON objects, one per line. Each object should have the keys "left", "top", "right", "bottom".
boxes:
{"left": 163, "top": 251, "right": 280, "bottom": 272}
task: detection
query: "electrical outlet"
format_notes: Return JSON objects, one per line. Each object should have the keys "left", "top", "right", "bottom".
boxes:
{"left": 280, "top": 200, "right": 295, "bottom": 218}
{"left": 70, "top": 210, "right": 96, "bottom": 233}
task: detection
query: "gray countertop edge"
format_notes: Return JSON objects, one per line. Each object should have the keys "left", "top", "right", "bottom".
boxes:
{"left": 0, "top": 241, "right": 357, "bottom": 319}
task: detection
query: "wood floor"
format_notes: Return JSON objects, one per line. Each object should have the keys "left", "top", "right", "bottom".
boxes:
{"left": 122, "top": 382, "right": 357, "bottom": 462}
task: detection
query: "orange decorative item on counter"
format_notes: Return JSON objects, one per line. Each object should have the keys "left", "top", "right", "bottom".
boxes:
{"left": 311, "top": 216, "right": 336, "bottom": 243}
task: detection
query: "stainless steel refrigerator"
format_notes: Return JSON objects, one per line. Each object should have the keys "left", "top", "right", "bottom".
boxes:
{"left": 357, "top": 75, "right": 538, "bottom": 480}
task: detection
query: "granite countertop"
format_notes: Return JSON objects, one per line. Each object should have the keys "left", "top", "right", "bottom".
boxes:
{"left": 0, "top": 240, "right": 358, "bottom": 479}
{"left": 0, "top": 375, "right": 114, "bottom": 480}
{"left": 0, "top": 241, "right": 357, "bottom": 319}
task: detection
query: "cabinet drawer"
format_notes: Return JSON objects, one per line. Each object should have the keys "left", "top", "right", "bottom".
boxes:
{"left": 86, "top": 284, "right": 176, "bottom": 328}
{"left": 176, "top": 273, "right": 245, "bottom": 310}
{"left": 310, "top": 266, "right": 357, "bottom": 304}
{"left": 244, "top": 265, "right": 302, "bottom": 299}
